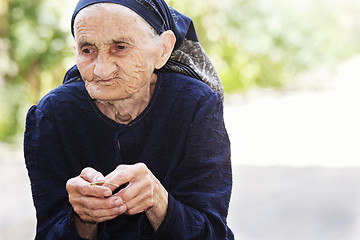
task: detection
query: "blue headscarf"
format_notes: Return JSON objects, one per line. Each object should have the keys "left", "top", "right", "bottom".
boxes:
{"left": 65, "top": 0, "right": 224, "bottom": 98}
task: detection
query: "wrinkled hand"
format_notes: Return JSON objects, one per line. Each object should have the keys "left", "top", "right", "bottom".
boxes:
{"left": 67, "top": 163, "right": 168, "bottom": 232}
{"left": 66, "top": 167, "right": 127, "bottom": 223}
{"left": 103, "top": 163, "right": 168, "bottom": 230}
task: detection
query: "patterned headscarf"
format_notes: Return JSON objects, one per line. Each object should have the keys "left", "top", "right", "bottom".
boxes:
{"left": 65, "top": 0, "right": 224, "bottom": 99}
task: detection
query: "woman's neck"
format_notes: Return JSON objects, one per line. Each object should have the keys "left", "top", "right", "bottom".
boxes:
{"left": 95, "top": 74, "right": 157, "bottom": 124}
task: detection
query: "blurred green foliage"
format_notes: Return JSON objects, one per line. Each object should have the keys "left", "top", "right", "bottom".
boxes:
{"left": 8, "top": 0, "right": 71, "bottom": 97}
{"left": 168, "top": 0, "right": 360, "bottom": 92}
{"left": 0, "top": 0, "right": 73, "bottom": 142}
{"left": 1, "top": 0, "right": 360, "bottom": 142}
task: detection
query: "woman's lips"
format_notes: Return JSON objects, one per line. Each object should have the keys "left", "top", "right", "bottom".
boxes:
{"left": 97, "top": 79, "right": 116, "bottom": 86}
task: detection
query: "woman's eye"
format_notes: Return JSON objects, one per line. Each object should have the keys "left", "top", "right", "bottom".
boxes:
{"left": 110, "top": 44, "right": 127, "bottom": 55}
{"left": 82, "top": 48, "right": 92, "bottom": 54}
{"left": 117, "top": 45, "right": 126, "bottom": 50}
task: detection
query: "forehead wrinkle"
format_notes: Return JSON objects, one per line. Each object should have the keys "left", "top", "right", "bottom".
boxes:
{"left": 76, "top": 32, "right": 95, "bottom": 47}
{"left": 73, "top": 3, "right": 161, "bottom": 54}
{"left": 74, "top": 3, "right": 158, "bottom": 38}
{"left": 74, "top": 20, "right": 97, "bottom": 42}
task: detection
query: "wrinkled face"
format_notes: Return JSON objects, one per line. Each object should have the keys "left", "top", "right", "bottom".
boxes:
{"left": 73, "top": 4, "right": 162, "bottom": 101}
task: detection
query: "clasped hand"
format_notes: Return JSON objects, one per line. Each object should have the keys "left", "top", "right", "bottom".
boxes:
{"left": 66, "top": 163, "right": 168, "bottom": 229}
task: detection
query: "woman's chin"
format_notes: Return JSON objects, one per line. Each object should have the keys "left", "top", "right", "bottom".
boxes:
{"left": 86, "top": 88, "right": 130, "bottom": 101}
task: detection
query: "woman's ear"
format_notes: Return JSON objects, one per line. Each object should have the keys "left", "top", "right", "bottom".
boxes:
{"left": 155, "top": 30, "right": 176, "bottom": 69}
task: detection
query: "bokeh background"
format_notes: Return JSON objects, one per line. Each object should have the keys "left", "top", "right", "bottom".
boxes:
{"left": 1, "top": 0, "right": 360, "bottom": 239}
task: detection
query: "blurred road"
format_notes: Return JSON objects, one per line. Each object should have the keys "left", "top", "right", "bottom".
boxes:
{"left": 0, "top": 145, "right": 35, "bottom": 240}
{"left": 228, "top": 166, "right": 360, "bottom": 240}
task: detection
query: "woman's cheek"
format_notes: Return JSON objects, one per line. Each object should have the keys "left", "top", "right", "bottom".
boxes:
{"left": 78, "top": 62, "right": 94, "bottom": 81}
{"left": 123, "top": 55, "right": 153, "bottom": 82}
{"left": 84, "top": 81, "right": 95, "bottom": 99}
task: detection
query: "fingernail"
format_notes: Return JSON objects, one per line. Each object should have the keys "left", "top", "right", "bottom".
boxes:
{"left": 119, "top": 205, "right": 126, "bottom": 213}
{"left": 104, "top": 190, "right": 112, "bottom": 197}
{"left": 114, "top": 198, "right": 122, "bottom": 206}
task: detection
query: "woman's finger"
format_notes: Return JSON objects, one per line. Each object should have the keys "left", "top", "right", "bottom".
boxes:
{"left": 67, "top": 175, "right": 112, "bottom": 198}
{"left": 114, "top": 165, "right": 157, "bottom": 215}
{"left": 122, "top": 189, "right": 153, "bottom": 215}
{"left": 103, "top": 163, "right": 149, "bottom": 192}
{"left": 73, "top": 196, "right": 127, "bottom": 222}
{"left": 80, "top": 167, "right": 105, "bottom": 183}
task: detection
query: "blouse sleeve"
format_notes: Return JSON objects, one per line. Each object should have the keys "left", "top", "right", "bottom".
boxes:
{"left": 139, "top": 92, "right": 234, "bottom": 240}
{"left": 24, "top": 105, "right": 107, "bottom": 240}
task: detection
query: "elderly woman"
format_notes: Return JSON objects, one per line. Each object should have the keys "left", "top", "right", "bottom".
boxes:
{"left": 24, "top": 0, "right": 233, "bottom": 239}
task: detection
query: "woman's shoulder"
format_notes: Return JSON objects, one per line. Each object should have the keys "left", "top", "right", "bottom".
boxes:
{"left": 36, "top": 81, "right": 88, "bottom": 115}
{"left": 158, "top": 71, "right": 221, "bottom": 104}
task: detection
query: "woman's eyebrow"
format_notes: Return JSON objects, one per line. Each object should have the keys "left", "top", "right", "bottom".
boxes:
{"left": 78, "top": 41, "right": 94, "bottom": 49}
{"left": 111, "top": 38, "right": 135, "bottom": 46}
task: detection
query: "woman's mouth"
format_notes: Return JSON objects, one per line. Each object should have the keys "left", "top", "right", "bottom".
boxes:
{"left": 97, "top": 79, "right": 116, "bottom": 86}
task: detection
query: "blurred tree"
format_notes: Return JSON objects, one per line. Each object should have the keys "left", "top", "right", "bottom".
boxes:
{"left": 167, "top": 0, "right": 360, "bottom": 92}
{"left": 167, "top": 0, "right": 287, "bottom": 92}
{"left": 0, "top": 0, "right": 73, "bottom": 142}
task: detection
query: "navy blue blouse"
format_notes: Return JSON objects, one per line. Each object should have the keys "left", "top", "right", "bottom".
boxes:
{"left": 24, "top": 71, "right": 234, "bottom": 240}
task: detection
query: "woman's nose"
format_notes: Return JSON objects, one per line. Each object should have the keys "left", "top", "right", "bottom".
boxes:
{"left": 93, "top": 52, "right": 117, "bottom": 79}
